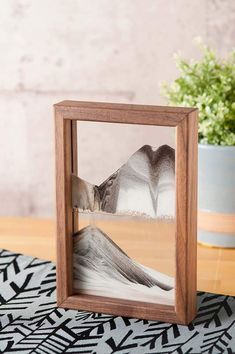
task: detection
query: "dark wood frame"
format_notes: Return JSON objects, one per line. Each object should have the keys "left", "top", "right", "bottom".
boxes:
{"left": 54, "top": 100, "right": 198, "bottom": 324}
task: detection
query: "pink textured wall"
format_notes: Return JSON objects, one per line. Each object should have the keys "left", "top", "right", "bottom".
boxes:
{"left": 0, "top": 0, "right": 234, "bottom": 216}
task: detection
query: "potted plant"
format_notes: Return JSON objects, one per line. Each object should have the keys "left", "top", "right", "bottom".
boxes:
{"left": 162, "top": 40, "right": 235, "bottom": 247}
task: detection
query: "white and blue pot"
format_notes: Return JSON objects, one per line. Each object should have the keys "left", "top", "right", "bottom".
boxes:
{"left": 198, "top": 144, "right": 235, "bottom": 248}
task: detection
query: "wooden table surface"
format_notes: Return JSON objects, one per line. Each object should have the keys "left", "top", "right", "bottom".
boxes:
{"left": 0, "top": 217, "right": 234, "bottom": 297}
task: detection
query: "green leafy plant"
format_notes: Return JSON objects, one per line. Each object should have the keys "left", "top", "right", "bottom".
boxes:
{"left": 162, "top": 40, "right": 235, "bottom": 145}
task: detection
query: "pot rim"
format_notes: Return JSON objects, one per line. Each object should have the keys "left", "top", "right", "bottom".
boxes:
{"left": 198, "top": 143, "right": 235, "bottom": 151}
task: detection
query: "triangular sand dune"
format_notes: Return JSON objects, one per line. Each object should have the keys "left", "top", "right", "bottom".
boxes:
{"left": 73, "top": 225, "right": 174, "bottom": 305}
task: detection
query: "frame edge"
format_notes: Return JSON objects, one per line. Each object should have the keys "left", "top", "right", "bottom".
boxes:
{"left": 55, "top": 102, "right": 198, "bottom": 324}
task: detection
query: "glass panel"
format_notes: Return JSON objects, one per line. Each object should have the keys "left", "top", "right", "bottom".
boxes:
{"left": 72, "top": 121, "right": 175, "bottom": 306}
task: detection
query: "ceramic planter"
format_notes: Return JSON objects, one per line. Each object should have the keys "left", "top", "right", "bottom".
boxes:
{"left": 198, "top": 144, "right": 235, "bottom": 248}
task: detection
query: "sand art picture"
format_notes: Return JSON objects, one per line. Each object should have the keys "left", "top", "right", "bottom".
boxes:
{"left": 72, "top": 122, "right": 176, "bottom": 306}
{"left": 55, "top": 101, "right": 197, "bottom": 324}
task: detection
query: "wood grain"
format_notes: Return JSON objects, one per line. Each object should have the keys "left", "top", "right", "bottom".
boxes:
{"left": 55, "top": 100, "right": 196, "bottom": 114}
{"left": 54, "top": 100, "right": 198, "bottom": 324}
{"left": 55, "top": 111, "right": 74, "bottom": 304}
{"left": 54, "top": 100, "right": 195, "bottom": 127}
{"left": 62, "top": 294, "right": 179, "bottom": 323}
{"left": 175, "top": 118, "right": 187, "bottom": 323}
{"left": 71, "top": 121, "right": 78, "bottom": 231}
{"left": 186, "top": 110, "right": 198, "bottom": 323}
{"left": 1, "top": 217, "right": 235, "bottom": 297}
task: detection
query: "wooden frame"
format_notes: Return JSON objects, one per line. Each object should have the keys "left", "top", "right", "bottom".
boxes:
{"left": 54, "top": 100, "right": 198, "bottom": 324}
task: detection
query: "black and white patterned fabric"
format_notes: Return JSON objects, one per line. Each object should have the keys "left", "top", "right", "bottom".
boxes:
{"left": 0, "top": 249, "right": 235, "bottom": 354}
